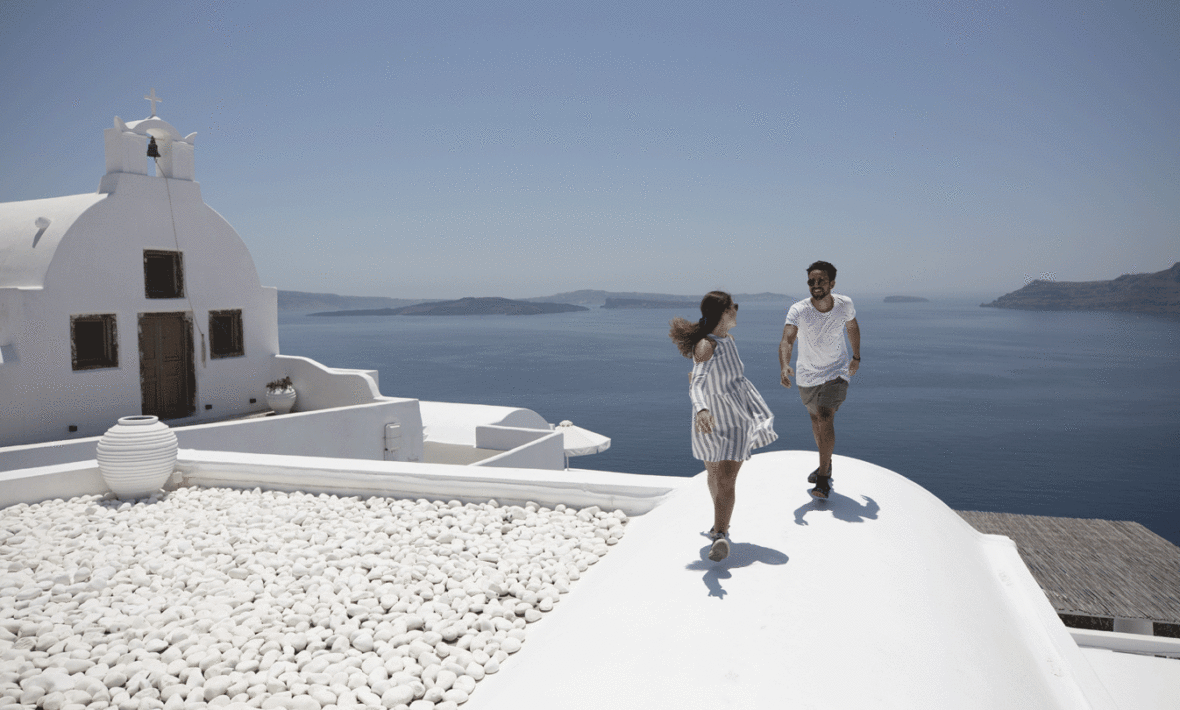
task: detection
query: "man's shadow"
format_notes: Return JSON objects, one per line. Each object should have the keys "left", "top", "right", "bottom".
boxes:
{"left": 685, "top": 542, "right": 789, "bottom": 599}
{"left": 793, "top": 493, "right": 879, "bottom": 526}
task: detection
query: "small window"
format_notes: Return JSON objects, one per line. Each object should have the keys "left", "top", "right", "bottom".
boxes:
{"left": 71, "top": 314, "right": 118, "bottom": 370}
{"left": 209, "top": 309, "right": 244, "bottom": 358}
{"left": 144, "top": 250, "right": 184, "bottom": 298}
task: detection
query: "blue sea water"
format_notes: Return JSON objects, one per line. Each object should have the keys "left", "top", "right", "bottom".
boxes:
{"left": 278, "top": 300, "right": 1180, "bottom": 546}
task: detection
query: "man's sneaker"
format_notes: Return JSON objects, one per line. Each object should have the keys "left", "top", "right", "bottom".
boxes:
{"left": 807, "top": 465, "right": 833, "bottom": 484}
{"left": 809, "top": 475, "right": 833, "bottom": 500}
{"left": 708, "top": 531, "right": 730, "bottom": 561}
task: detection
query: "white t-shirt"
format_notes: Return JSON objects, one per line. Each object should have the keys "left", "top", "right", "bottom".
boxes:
{"left": 785, "top": 294, "right": 856, "bottom": 387}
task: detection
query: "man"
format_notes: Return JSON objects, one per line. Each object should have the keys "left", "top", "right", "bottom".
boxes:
{"left": 779, "top": 260, "right": 860, "bottom": 500}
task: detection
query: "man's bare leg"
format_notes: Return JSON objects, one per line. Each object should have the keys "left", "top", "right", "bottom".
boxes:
{"left": 809, "top": 407, "right": 836, "bottom": 477}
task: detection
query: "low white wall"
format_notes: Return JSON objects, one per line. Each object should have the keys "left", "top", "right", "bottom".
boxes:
{"left": 271, "top": 354, "right": 381, "bottom": 411}
{"left": 0, "top": 451, "right": 683, "bottom": 516}
{"left": 175, "top": 450, "right": 679, "bottom": 516}
{"left": 475, "top": 424, "right": 552, "bottom": 450}
{"left": 0, "top": 399, "right": 423, "bottom": 471}
{"left": 329, "top": 367, "right": 380, "bottom": 391}
{"left": 419, "top": 401, "right": 550, "bottom": 446}
{"left": 473, "top": 430, "right": 565, "bottom": 471}
{"left": 422, "top": 442, "right": 500, "bottom": 465}
{"left": 0, "top": 438, "right": 99, "bottom": 473}
{"left": 0, "top": 460, "right": 108, "bottom": 508}
{"left": 175, "top": 399, "right": 422, "bottom": 462}
{"left": 1070, "top": 629, "right": 1180, "bottom": 658}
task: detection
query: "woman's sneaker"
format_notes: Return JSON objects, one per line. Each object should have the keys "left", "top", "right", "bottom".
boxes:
{"left": 708, "top": 531, "right": 731, "bottom": 561}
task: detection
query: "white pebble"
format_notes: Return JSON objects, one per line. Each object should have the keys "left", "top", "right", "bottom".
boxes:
{"left": 443, "top": 687, "right": 469, "bottom": 704}
{"left": 382, "top": 685, "right": 416, "bottom": 706}
{"left": 0, "top": 488, "right": 625, "bottom": 710}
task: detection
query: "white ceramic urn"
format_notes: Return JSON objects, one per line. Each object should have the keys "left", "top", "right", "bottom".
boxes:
{"left": 96, "top": 415, "right": 178, "bottom": 498}
{"left": 266, "top": 387, "right": 297, "bottom": 414}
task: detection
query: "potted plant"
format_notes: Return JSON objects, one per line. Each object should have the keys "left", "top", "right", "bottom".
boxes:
{"left": 265, "top": 376, "right": 297, "bottom": 414}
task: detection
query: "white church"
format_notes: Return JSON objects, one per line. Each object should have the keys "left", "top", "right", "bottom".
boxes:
{"left": 0, "top": 92, "right": 277, "bottom": 448}
{"left": 0, "top": 92, "right": 576, "bottom": 470}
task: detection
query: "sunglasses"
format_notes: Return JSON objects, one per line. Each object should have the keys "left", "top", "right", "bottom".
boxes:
{"left": 807, "top": 278, "right": 830, "bottom": 287}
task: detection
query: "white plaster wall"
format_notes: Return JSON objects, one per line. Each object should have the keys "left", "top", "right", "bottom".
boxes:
{"left": 0, "top": 451, "right": 678, "bottom": 514}
{"left": 475, "top": 424, "right": 553, "bottom": 451}
{"left": 0, "top": 172, "right": 278, "bottom": 447}
{"left": 0, "top": 193, "right": 106, "bottom": 289}
{"left": 270, "top": 354, "right": 381, "bottom": 411}
{"left": 419, "top": 401, "right": 551, "bottom": 446}
{"left": 0, "top": 460, "right": 109, "bottom": 507}
{"left": 177, "top": 398, "right": 423, "bottom": 462}
{"left": 472, "top": 430, "right": 565, "bottom": 470}
{"left": 0, "top": 288, "right": 26, "bottom": 359}
{"left": 0, "top": 398, "right": 423, "bottom": 471}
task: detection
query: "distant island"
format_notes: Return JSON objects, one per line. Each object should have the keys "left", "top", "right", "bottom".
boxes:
{"left": 981, "top": 263, "right": 1180, "bottom": 315}
{"left": 883, "top": 296, "right": 929, "bottom": 303}
{"left": 603, "top": 298, "right": 699, "bottom": 309}
{"left": 309, "top": 297, "right": 588, "bottom": 317}
{"left": 281, "top": 288, "right": 796, "bottom": 312}
{"left": 526, "top": 290, "right": 793, "bottom": 307}
{"left": 278, "top": 290, "right": 424, "bottom": 312}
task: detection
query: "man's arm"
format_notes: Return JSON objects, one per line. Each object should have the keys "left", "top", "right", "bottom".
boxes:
{"left": 779, "top": 323, "right": 797, "bottom": 387}
{"left": 846, "top": 317, "right": 860, "bottom": 376}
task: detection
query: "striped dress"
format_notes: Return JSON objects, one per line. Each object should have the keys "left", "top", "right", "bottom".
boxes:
{"left": 690, "top": 336, "right": 778, "bottom": 461}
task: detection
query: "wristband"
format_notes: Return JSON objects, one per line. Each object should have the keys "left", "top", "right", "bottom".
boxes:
{"left": 852, "top": 356, "right": 861, "bottom": 361}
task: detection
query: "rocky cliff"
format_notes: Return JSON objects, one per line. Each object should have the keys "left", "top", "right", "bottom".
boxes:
{"left": 981, "top": 263, "right": 1180, "bottom": 314}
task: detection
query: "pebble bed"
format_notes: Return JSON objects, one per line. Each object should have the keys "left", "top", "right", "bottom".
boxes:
{"left": 0, "top": 486, "right": 628, "bottom": 710}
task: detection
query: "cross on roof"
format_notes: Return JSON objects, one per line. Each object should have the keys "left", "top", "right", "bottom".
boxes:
{"left": 144, "top": 88, "right": 163, "bottom": 117}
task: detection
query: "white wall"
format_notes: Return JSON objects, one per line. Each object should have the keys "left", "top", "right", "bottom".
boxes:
{"left": 177, "top": 398, "right": 422, "bottom": 462}
{"left": 473, "top": 430, "right": 565, "bottom": 471}
{"left": 0, "top": 450, "right": 681, "bottom": 516}
{"left": 475, "top": 423, "right": 555, "bottom": 451}
{"left": 271, "top": 355, "right": 381, "bottom": 412}
{"left": 419, "top": 401, "right": 551, "bottom": 446}
{"left": 0, "top": 398, "right": 424, "bottom": 471}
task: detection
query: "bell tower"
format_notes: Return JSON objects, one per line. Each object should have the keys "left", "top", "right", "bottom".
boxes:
{"left": 100, "top": 89, "right": 197, "bottom": 193}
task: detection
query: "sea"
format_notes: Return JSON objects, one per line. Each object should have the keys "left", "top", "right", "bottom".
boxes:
{"left": 278, "top": 299, "right": 1180, "bottom": 547}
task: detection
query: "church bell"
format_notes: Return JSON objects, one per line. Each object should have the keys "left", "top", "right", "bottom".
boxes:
{"left": 147, "top": 136, "right": 161, "bottom": 158}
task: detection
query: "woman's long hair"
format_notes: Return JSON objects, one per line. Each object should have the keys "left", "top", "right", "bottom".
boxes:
{"left": 669, "top": 291, "right": 733, "bottom": 358}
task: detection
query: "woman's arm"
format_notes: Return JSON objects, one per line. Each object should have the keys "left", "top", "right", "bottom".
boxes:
{"left": 691, "top": 338, "right": 716, "bottom": 433}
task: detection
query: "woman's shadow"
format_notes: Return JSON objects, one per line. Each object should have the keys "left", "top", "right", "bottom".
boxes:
{"left": 685, "top": 541, "right": 789, "bottom": 599}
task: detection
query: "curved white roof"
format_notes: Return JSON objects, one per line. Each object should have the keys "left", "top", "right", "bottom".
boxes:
{"left": 0, "top": 193, "right": 106, "bottom": 289}
{"left": 472, "top": 450, "right": 1124, "bottom": 709}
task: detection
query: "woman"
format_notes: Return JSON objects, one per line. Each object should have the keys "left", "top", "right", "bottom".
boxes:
{"left": 670, "top": 291, "right": 777, "bottom": 561}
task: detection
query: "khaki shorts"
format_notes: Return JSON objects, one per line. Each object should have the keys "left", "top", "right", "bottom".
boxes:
{"left": 798, "top": 378, "right": 848, "bottom": 415}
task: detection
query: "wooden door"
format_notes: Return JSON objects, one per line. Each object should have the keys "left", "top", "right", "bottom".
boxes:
{"left": 139, "top": 312, "right": 195, "bottom": 419}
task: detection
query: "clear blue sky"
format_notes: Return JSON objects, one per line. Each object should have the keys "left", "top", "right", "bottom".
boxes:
{"left": 2, "top": 0, "right": 1176, "bottom": 299}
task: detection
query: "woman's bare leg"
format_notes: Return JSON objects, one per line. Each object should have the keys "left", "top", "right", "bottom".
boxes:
{"left": 705, "top": 460, "right": 742, "bottom": 535}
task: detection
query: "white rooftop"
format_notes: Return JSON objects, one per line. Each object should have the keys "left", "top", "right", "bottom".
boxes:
{"left": 2, "top": 449, "right": 1178, "bottom": 709}
{"left": 471, "top": 450, "right": 1179, "bottom": 710}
